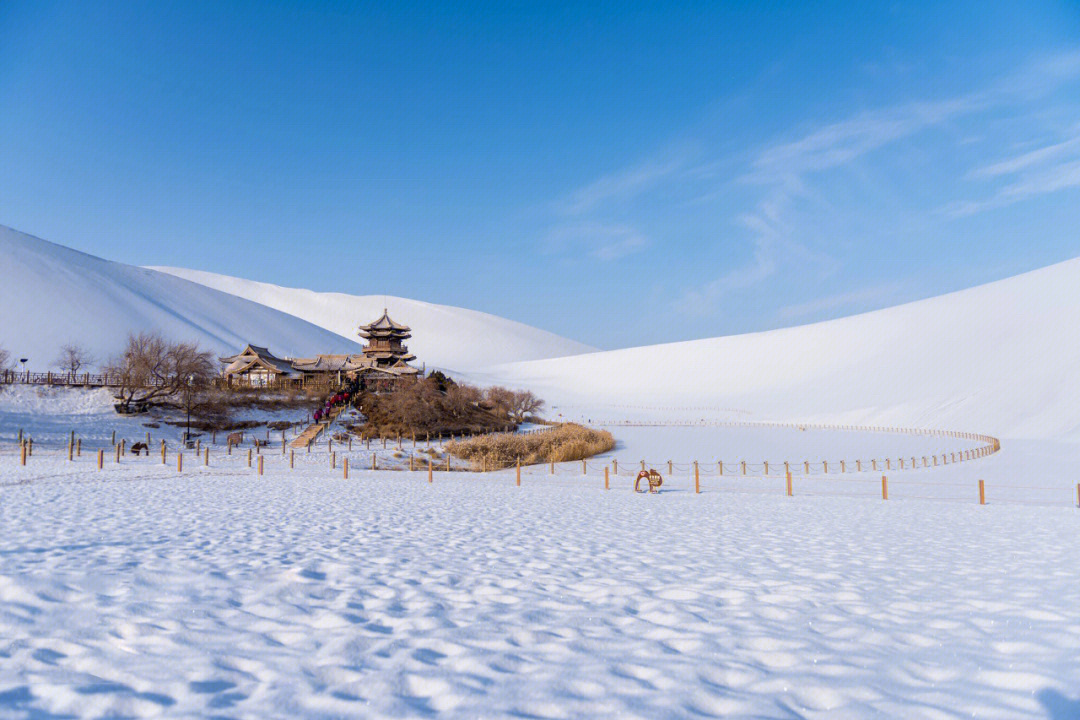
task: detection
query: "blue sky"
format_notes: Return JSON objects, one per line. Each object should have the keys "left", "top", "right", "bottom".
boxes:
{"left": 1, "top": 1, "right": 1079, "bottom": 349}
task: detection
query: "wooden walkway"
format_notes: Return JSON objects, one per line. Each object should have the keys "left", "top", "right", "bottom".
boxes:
{"left": 290, "top": 423, "right": 325, "bottom": 449}
{"left": 289, "top": 407, "right": 343, "bottom": 449}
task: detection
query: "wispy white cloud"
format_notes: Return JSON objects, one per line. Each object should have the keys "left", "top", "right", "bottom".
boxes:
{"left": 691, "top": 49, "right": 1080, "bottom": 310}
{"left": 947, "top": 124, "right": 1080, "bottom": 216}
{"left": 558, "top": 149, "right": 690, "bottom": 216}
{"left": 777, "top": 282, "right": 906, "bottom": 320}
{"left": 544, "top": 222, "right": 648, "bottom": 261}
{"left": 968, "top": 134, "right": 1080, "bottom": 179}
{"left": 949, "top": 157, "right": 1080, "bottom": 217}
{"left": 748, "top": 97, "right": 978, "bottom": 180}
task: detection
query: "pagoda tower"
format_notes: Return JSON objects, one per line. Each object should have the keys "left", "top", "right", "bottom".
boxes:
{"left": 357, "top": 309, "right": 417, "bottom": 369}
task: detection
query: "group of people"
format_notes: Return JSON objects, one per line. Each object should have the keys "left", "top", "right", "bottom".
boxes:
{"left": 313, "top": 391, "right": 351, "bottom": 423}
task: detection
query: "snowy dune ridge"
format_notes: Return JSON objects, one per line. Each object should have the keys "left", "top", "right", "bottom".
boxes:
{"left": 0, "top": 225, "right": 362, "bottom": 366}
{"left": 148, "top": 266, "right": 596, "bottom": 371}
{"left": 481, "top": 258, "right": 1080, "bottom": 441}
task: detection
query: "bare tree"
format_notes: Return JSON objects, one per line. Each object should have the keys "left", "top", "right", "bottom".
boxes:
{"left": 508, "top": 390, "right": 545, "bottom": 423}
{"left": 0, "top": 345, "right": 10, "bottom": 372}
{"left": 386, "top": 380, "right": 443, "bottom": 429}
{"left": 105, "top": 332, "right": 216, "bottom": 412}
{"left": 484, "top": 386, "right": 516, "bottom": 416}
{"left": 444, "top": 382, "right": 481, "bottom": 419}
{"left": 55, "top": 343, "right": 93, "bottom": 376}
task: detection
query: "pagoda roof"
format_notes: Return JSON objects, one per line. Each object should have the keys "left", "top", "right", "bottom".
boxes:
{"left": 358, "top": 309, "right": 411, "bottom": 335}
{"left": 291, "top": 354, "right": 374, "bottom": 373}
{"left": 219, "top": 345, "right": 299, "bottom": 377}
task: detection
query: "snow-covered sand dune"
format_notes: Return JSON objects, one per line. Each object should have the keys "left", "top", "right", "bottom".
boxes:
{"left": 484, "top": 258, "right": 1080, "bottom": 441}
{"left": 149, "top": 266, "right": 596, "bottom": 371}
{"left": 0, "top": 226, "right": 362, "bottom": 366}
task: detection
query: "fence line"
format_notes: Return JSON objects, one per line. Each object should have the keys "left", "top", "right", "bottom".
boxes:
{"left": 7, "top": 428, "right": 1072, "bottom": 510}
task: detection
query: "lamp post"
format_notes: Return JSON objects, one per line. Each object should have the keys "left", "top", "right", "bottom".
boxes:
{"left": 184, "top": 374, "right": 194, "bottom": 447}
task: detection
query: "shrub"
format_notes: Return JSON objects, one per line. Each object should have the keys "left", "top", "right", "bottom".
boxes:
{"left": 446, "top": 424, "right": 614, "bottom": 470}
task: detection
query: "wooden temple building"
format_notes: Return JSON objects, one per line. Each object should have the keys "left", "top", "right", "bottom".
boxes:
{"left": 219, "top": 309, "right": 422, "bottom": 389}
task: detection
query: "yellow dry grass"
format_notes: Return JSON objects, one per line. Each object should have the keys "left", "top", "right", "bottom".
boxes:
{"left": 446, "top": 423, "right": 615, "bottom": 470}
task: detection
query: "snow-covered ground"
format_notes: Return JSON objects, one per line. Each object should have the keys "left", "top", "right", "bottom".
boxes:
{"left": 2, "top": 449, "right": 1079, "bottom": 719}
{"left": 2, "top": 388, "right": 1080, "bottom": 718}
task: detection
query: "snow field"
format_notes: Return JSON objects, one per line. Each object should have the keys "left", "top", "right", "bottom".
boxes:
{"left": 2, "top": 457, "right": 1079, "bottom": 719}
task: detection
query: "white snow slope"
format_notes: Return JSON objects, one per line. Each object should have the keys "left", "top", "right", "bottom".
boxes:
{"left": 149, "top": 266, "right": 596, "bottom": 371}
{"left": 483, "top": 258, "right": 1080, "bottom": 441}
{"left": 0, "top": 226, "right": 362, "bottom": 365}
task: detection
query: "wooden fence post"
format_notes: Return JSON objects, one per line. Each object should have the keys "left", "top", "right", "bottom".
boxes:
{"left": 372, "top": 453, "right": 377, "bottom": 470}
{"left": 344, "top": 457, "right": 348, "bottom": 479}
{"left": 694, "top": 461, "right": 700, "bottom": 494}
{"left": 516, "top": 460, "right": 521, "bottom": 486}
{"left": 823, "top": 460, "right": 828, "bottom": 473}
{"left": 331, "top": 451, "right": 336, "bottom": 469}
{"left": 978, "top": 479, "right": 985, "bottom": 505}
{"left": 290, "top": 450, "right": 294, "bottom": 469}
{"left": 76, "top": 438, "right": 81, "bottom": 456}
{"left": 248, "top": 449, "right": 253, "bottom": 467}
{"left": 428, "top": 459, "right": 433, "bottom": 483}
{"left": 97, "top": 449, "right": 104, "bottom": 470}
{"left": 741, "top": 460, "right": 747, "bottom": 475}
{"left": 764, "top": 460, "right": 769, "bottom": 475}
{"left": 177, "top": 453, "right": 183, "bottom": 473}
{"left": 115, "top": 443, "right": 121, "bottom": 463}
{"left": 803, "top": 460, "right": 809, "bottom": 475}
{"left": 840, "top": 460, "right": 846, "bottom": 473}
{"left": 204, "top": 447, "right": 209, "bottom": 466}
{"left": 604, "top": 466, "right": 609, "bottom": 490}
{"left": 881, "top": 475, "right": 888, "bottom": 500}
{"left": 446, "top": 455, "right": 450, "bottom": 472}
{"left": 719, "top": 460, "right": 723, "bottom": 476}
{"left": 613, "top": 459, "right": 618, "bottom": 475}
{"left": 785, "top": 470, "right": 793, "bottom": 497}
{"left": 410, "top": 455, "right": 415, "bottom": 471}
{"left": 258, "top": 455, "right": 264, "bottom": 476}
{"left": 20, "top": 442, "right": 26, "bottom": 466}
{"left": 68, "top": 440, "right": 73, "bottom": 461}
{"left": 856, "top": 460, "right": 862, "bottom": 472}
{"left": 886, "top": 458, "right": 890, "bottom": 470}
{"left": 551, "top": 459, "right": 556, "bottom": 475}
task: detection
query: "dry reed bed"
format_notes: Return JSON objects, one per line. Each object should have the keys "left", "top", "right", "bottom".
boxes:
{"left": 446, "top": 423, "right": 615, "bottom": 470}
